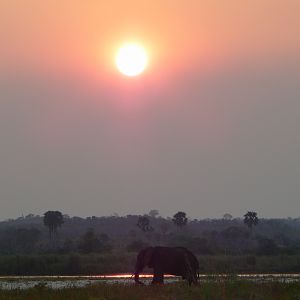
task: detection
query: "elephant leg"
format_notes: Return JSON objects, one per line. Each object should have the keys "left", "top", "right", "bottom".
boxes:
{"left": 151, "top": 268, "right": 164, "bottom": 284}
{"left": 186, "top": 272, "right": 198, "bottom": 285}
{"left": 183, "top": 253, "right": 198, "bottom": 285}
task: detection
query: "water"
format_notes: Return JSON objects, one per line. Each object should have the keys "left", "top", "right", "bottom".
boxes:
{"left": 0, "top": 274, "right": 299, "bottom": 290}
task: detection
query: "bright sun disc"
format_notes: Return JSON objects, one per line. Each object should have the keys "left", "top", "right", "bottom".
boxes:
{"left": 115, "top": 43, "right": 148, "bottom": 77}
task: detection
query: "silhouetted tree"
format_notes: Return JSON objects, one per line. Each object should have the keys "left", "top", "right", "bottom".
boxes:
{"left": 172, "top": 211, "right": 188, "bottom": 228}
{"left": 43, "top": 211, "right": 64, "bottom": 239}
{"left": 137, "top": 216, "right": 153, "bottom": 232}
{"left": 148, "top": 210, "right": 159, "bottom": 218}
{"left": 244, "top": 211, "right": 259, "bottom": 233}
{"left": 4, "top": 211, "right": 300, "bottom": 259}
{"left": 223, "top": 213, "right": 233, "bottom": 220}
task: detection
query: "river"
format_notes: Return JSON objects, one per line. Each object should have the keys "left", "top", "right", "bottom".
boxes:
{"left": 0, "top": 274, "right": 299, "bottom": 290}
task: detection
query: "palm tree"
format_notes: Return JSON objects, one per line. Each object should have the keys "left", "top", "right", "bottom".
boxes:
{"left": 172, "top": 211, "right": 188, "bottom": 228}
{"left": 43, "top": 211, "right": 64, "bottom": 239}
{"left": 243, "top": 211, "right": 259, "bottom": 233}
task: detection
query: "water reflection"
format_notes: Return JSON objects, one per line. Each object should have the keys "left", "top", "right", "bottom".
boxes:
{"left": 0, "top": 274, "right": 299, "bottom": 290}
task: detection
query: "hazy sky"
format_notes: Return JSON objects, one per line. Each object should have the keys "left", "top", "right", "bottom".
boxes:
{"left": 0, "top": 0, "right": 299, "bottom": 220}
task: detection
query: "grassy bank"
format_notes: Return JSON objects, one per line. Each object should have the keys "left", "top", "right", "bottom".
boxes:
{"left": 0, "top": 254, "right": 300, "bottom": 276}
{"left": 0, "top": 282, "right": 300, "bottom": 300}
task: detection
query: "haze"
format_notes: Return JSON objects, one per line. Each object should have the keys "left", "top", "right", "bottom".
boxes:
{"left": 0, "top": 0, "right": 299, "bottom": 220}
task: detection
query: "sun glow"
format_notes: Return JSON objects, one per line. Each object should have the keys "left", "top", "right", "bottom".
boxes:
{"left": 115, "top": 43, "right": 148, "bottom": 77}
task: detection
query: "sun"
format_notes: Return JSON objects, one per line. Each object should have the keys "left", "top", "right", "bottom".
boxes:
{"left": 115, "top": 43, "right": 148, "bottom": 77}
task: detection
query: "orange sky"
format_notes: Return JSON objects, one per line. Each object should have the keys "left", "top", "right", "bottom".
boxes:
{"left": 0, "top": 0, "right": 300, "bottom": 219}
{"left": 1, "top": 0, "right": 299, "bottom": 78}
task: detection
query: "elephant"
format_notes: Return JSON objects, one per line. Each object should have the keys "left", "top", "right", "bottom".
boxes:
{"left": 134, "top": 246, "right": 199, "bottom": 285}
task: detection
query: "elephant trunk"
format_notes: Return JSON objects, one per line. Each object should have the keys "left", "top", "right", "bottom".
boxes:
{"left": 134, "top": 263, "right": 144, "bottom": 284}
{"left": 134, "top": 272, "right": 142, "bottom": 284}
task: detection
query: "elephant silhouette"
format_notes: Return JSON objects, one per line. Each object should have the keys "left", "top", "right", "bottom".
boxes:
{"left": 134, "top": 246, "right": 199, "bottom": 285}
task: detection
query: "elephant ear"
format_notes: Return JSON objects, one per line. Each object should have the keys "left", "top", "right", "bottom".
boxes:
{"left": 144, "top": 247, "right": 155, "bottom": 267}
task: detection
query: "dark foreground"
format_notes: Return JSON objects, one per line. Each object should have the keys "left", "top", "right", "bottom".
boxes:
{"left": 1, "top": 281, "right": 300, "bottom": 300}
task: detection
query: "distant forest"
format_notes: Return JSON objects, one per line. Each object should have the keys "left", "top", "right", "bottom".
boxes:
{"left": 0, "top": 211, "right": 300, "bottom": 275}
{"left": 1, "top": 210, "right": 300, "bottom": 256}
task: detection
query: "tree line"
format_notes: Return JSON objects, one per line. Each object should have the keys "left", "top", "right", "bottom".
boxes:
{"left": 0, "top": 210, "right": 299, "bottom": 257}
